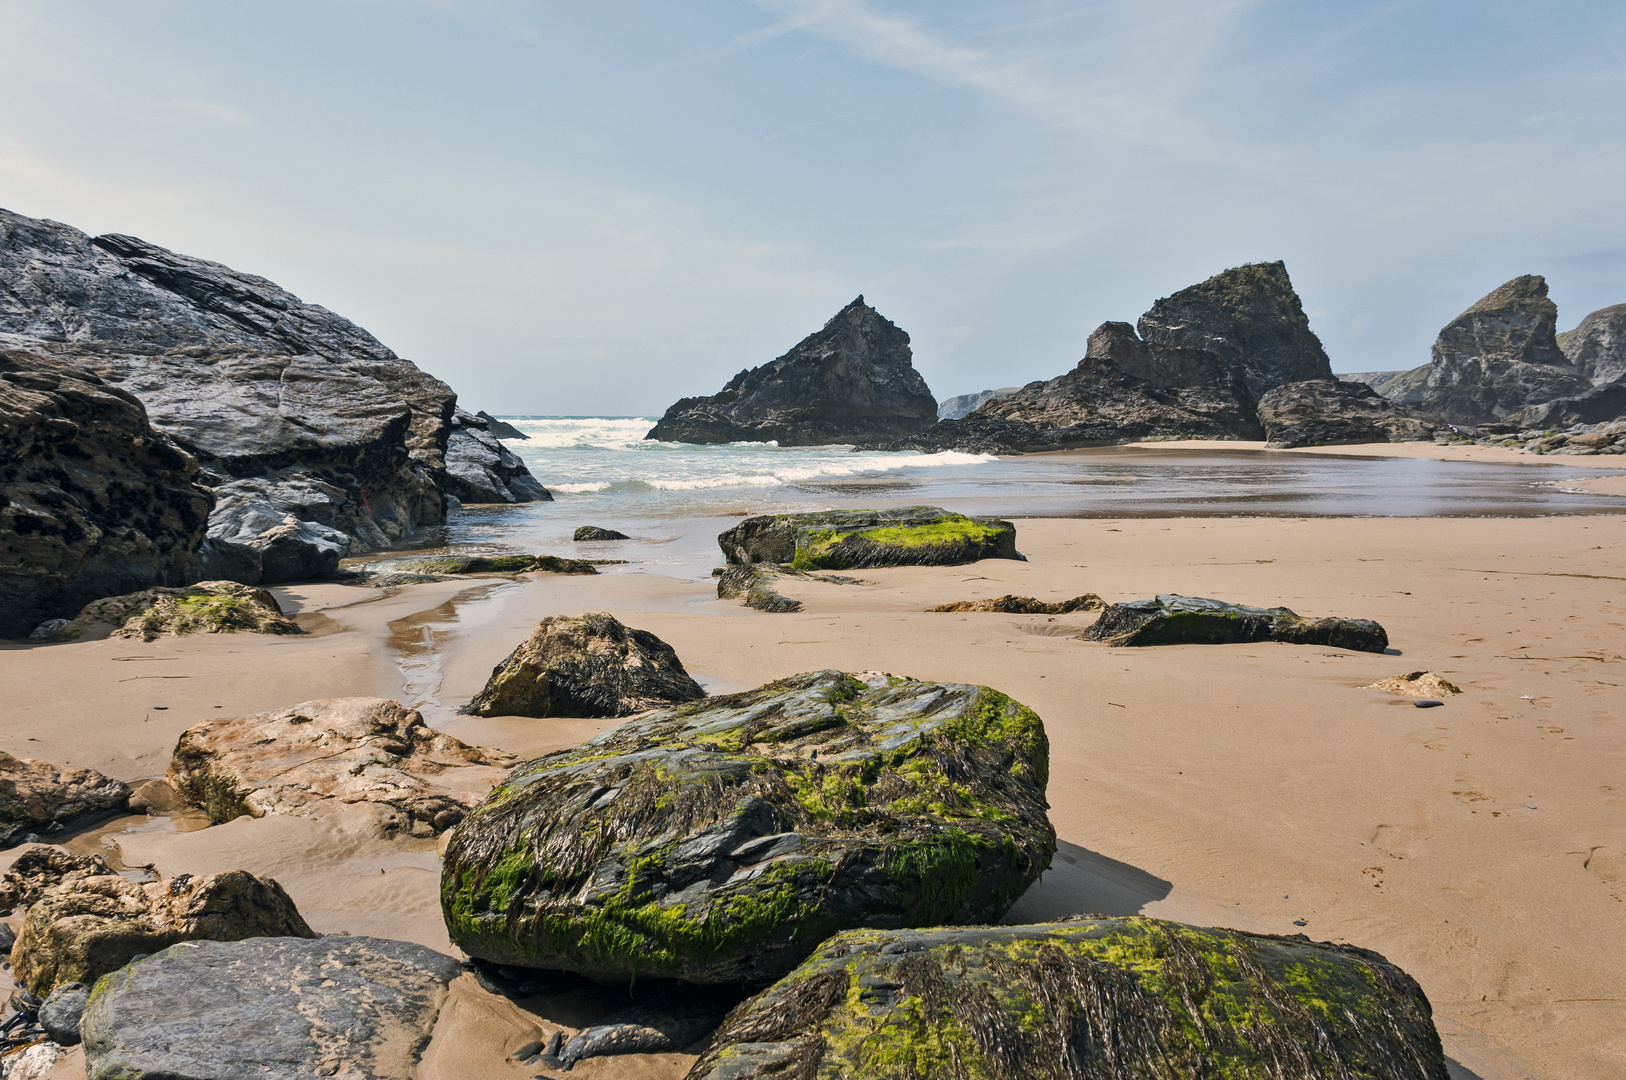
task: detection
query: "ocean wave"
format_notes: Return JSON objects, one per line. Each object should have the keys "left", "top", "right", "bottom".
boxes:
{"left": 550, "top": 481, "right": 612, "bottom": 493}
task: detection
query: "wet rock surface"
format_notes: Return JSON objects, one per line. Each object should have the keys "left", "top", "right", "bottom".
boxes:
{"left": 1082, "top": 594, "right": 1389, "bottom": 653}
{"left": 442, "top": 670, "right": 1054, "bottom": 985}
{"left": 0, "top": 347, "right": 212, "bottom": 638}
{"left": 81, "top": 935, "right": 461, "bottom": 1080}
{"left": 0, "top": 756, "right": 130, "bottom": 848}
{"left": 463, "top": 612, "right": 706, "bottom": 718}
{"left": 930, "top": 594, "right": 1103, "bottom": 614}
{"left": 444, "top": 409, "right": 551, "bottom": 504}
{"left": 573, "top": 526, "right": 630, "bottom": 541}
{"left": 15, "top": 870, "right": 315, "bottom": 996}
{"left": 689, "top": 916, "right": 1449, "bottom": 1080}
{"left": 1257, "top": 379, "right": 1441, "bottom": 448}
{"left": 719, "top": 507, "right": 1019, "bottom": 570}
{"left": 38, "top": 580, "right": 301, "bottom": 643}
{"left": 166, "top": 697, "right": 518, "bottom": 834}
{"left": 647, "top": 296, "right": 937, "bottom": 446}
{"left": 716, "top": 565, "right": 803, "bottom": 613}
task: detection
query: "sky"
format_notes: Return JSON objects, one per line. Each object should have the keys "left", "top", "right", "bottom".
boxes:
{"left": 1, "top": 1, "right": 1623, "bottom": 415}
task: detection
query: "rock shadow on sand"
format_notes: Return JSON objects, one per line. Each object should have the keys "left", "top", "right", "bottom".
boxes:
{"left": 1002, "top": 839, "right": 1172, "bottom": 922}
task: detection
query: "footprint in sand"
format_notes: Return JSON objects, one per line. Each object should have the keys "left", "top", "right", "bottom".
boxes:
{"left": 1584, "top": 846, "right": 1623, "bottom": 886}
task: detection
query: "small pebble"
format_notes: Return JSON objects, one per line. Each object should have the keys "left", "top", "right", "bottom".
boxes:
{"left": 1526, "top": 804, "right": 1538, "bottom": 810}
{"left": 1414, "top": 700, "right": 1443, "bottom": 709}
{"left": 151, "top": 706, "right": 168, "bottom": 710}
{"left": 1293, "top": 920, "right": 1308, "bottom": 927}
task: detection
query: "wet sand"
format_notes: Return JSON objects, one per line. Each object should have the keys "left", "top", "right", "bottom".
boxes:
{"left": 3, "top": 510, "right": 1624, "bottom": 1079}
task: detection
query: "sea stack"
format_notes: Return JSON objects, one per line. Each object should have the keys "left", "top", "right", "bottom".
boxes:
{"left": 646, "top": 296, "right": 937, "bottom": 446}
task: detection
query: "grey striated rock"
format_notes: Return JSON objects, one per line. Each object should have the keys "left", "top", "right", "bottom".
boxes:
{"left": 0, "top": 348, "right": 213, "bottom": 638}
{"left": 1257, "top": 379, "right": 1441, "bottom": 447}
{"left": 646, "top": 296, "right": 937, "bottom": 446}
{"left": 1557, "top": 303, "right": 1626, "bottom": 386}
{"left": 1420, "top": 276, "right": 1590, "bottom": 424}
{"left": 39, "top": 982, "right": 90, "bottom": 1046}
{"left": 937, "top": 387, "right": 1019, "bottom": 420}
{"left": 689, "top": 917, "right": 1449, "bottom": 1080}
{"left": 1505, "top": 383, "right": 1626, "bottom": 428}
{"left": 1082, "top": 594, "right": 1388, "bottom": 652}
{"left": 476, "top": 410, "right": 529, "bottom": 440}
{"left": 719, "top": 507, "right": 1019, "bottom": 569}
{"left": 444, "top": 409, "right": 551, "bottom": 504}
{"left": 441, "top": 670, "right": 1054, "bottom": 985}
{"left": 81, "top": 936, "right": 461, "bottom": 1080}
{"left": 1138, "top": 261, "right": 1334, "bottom": 400}
{"left": 463, "top": 612, "right": 706, "bottom": 718}
{"left": 0, "top": 753, "right": 130, "bottom": 848}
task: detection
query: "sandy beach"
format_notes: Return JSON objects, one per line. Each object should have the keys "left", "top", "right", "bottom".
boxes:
{"left": 4, "top": 477, "right": 1624, "bottom": 1079}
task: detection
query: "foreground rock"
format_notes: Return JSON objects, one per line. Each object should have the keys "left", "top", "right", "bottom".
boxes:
{"left": 37, "top": 580, "right": 300, "bottom": 643}
{"left": 719, "top": 507, "right": 1019, "bottom": 569}
{"left": 716, "top": 564, "right": 803, "bottom": 613}
{"left": 16, "top": 870, "right": 314, "bottom": 995}
{"left": 1366, "top": 671, "right": 1463, "bottom": 697}
{"left": 931, "top": 594, "right": 1102, "bottom": 614}
{"left": 1257, "top": 379, "right": 1441, "bottom": 447}
{"left": 1558, "top": 302, "right": 1626, "bottom": 386}
{"left": 0, "top": 348, "right": 212, "bottom": 638}
{"left": 1082, "top": 594, "right": 1389, "bottom": 652}
{"left": 0, "top": 755, "right": 130, "bottom": 847}
{"left": 82, "top": 936, "right": 460, "bottom": 1080}
{"left": 646, "top": 296, "right": 938, "bottom": 446}
{"left": 444, "top": 408, "right": 552, "bottom": 504}
{"left": 1419, "top": 275, "right": 1591, "bottom": 424}
{"left": 689, "top": 916, "right": 1449, "bottom": 1080}
{"left": 166, "top": 698, "right": 518, "bottom": 835}
{"left": 442, "top": 670, "right": 1054, "bottom": 985}
{"left": 464, "top": 612, "right": 705, "bottom": 719}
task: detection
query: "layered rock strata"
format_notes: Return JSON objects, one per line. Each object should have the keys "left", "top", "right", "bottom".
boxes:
{"left": 719, "top": 507, "right": 1019, "bottom": 569}
{"left": 1256, "top": 379, "right": 1440, "bottom": 447}
{"left": 441, "top": 670, "right": 1054, "bottom": 985}
{"left": 1082, "top": 594, "right": 1389, "bottom": 652}
{"left": 646, "top": 296, "right": 937, "bottom": 446}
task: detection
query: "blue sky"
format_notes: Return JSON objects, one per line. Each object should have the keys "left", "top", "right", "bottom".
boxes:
{"left": 2, "top": 1, "right": 1623, "bottom": 414}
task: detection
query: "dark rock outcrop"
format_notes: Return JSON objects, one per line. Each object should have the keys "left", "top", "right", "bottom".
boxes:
{"left": 0, "top": 207, "right": 547, "bottom": 586}
{"left": 1257, "top": 379, "right": 1441, "bottom": 447}
{"left": 444, "top": 409, "right": 551, "bottom": 504}
{"left": 15, "top": 870, "right": 315, "bottom": 996}
{"left": 400, "top": 553, "right": 598, "bottom": 575}
{"left": 573, "top": 525, "right": 629, "bottom": 541}
{"left": 0, "top": 754, "right": 130, "bottom": 848}
{"left": 476, "top": 410, "right": 529, "bottom": 440}
{"left": 462, "top": 612, "right": 706, "bottom": 718}
{"left": 689, "top": 916, "right": 1448, "bottom": 1080}
{"left": 1082, "top": 594, "right": 1388, "bottom": 652}
{"left": 937, "top": 386, "right": 1019, "bottom": 420}
{"left": 646, "top": 296, "right": 937, "bottom": 446}
{"left": 719, "top": 507, "right": 1019, "bottom": 570}
{"left": 1419, "top": 276, "right": 1590, "bottom": 423}
{"left": 1558, "top": 303, "right": 1626, "bottom": 386}
{"left": 82, "top": 936, "right": 461, "bottom": 1080}
{"left": 1137, "top": 261, "right": 1334, "bottom": 400}
{"left": 1505, "top": 383, "right": 1626, "bottom": 428}
{"left": 0, "top": 348, "right": 213, "bottom": 638}
{"left": 441, "top": 670, "right": 1054, "bottom": 985}
{"left": 716, "top": 564, "right": 803, "bottom": 613}
{"left": 931, "top": 594, "right": 1102, "bottom": 614}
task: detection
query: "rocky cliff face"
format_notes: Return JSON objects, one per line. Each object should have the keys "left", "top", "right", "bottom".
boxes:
{"left": 1420, "top": 275, "right": 1590, "bottom": 424}
{"left": 1558, "top": 303, "right": 1626, "bottom": 387}
{"left": 0, "top": 207, "right": 547, "bottom": 585}
{"left": 443, "top": 409, "right": 550, "bottom": 504}
{"left": 937, "top": 386, "right": 1019, "bottom": 420}
{"left": 0, "top": 349, "right": 212, "bottom": 637}
{"left": 646, "top": 296, "right": 937, "bottom": 446}
{"left": 1257, "top": 379, "right": 1439, "bottom": 448}
{"left": 1137, "top": 261, "right": 1334, "bottom": 400}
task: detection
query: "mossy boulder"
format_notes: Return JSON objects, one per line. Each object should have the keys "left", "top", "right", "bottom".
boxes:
{"left": 441, "top": 670, "right": 1054, "bottom": 985}
{"left": 463, "top": 612, "right": 707, "bottom": 719}
{"left": 1082, "top": 594, "right": 1388, "bottom": 653}
{"left": 719, "top": 507, "right": 1018, "bottom": 571}
{"left": 690, "top": 916, "right": 1449, "bottom": 1080}
{"left": 41, "top": 581, "right": 300, "bottom": 643}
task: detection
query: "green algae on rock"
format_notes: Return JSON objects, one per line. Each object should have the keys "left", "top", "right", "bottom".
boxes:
{"left": 441, "top": 670, "right": 1054, "bottom": 985}
{"left": 404, "top": 553, "right": 599, "bottom": 575}
{"left": 1082, "top": 594, "right": 1389, "bottom": 653}
{"left": 719, "top": 507, "right": 1018, "bottom": 571}
{"left": 689, "top": 916, "right": 1449, "bottom": 1080}
{"left": 43, "top": 581, "right": 302, "bottom": 643}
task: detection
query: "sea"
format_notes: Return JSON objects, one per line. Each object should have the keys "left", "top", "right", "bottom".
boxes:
{"left": 389, "top": 416, "right": 1626, "bottom": 581}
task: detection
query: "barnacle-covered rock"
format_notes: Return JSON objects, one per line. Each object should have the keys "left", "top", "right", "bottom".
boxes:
{"left": 441, "top": 671, "right": 1053, "bottom": 985}
{"left": 719, "top": 507, "right": 1018, "bottom": 571}
{"left": 1081, "top": 594, "right": 1388, "bottom": 653}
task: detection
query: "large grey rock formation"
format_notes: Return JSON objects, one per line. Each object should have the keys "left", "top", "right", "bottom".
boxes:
{"left": 82, "top": 936, "right": 461, "bottom": 1080}
{"left": 1419, "top": 276, "right": 1590, "bottom": 423}
{"left": 0, "top": 207, "right": 547, "bottom": 585}
{"left": 646, "top": 296, "right": 937, "bottom": 445}
{"left": 1558, "top": 302, "right": 1626, "bottom": 387}
{"left": 1137, "top": 261, "right": 1334, "bottom": 400}
{"left": 0, "top": 348, "right": 213, "bottom": 637}
{"left": 444, "top": 408, "right": 551, "bottom": 504}
{"left": 1257, "top": 379, "right": 1440, "bottom": 447}
{"left": 1505, "top": 383, "right": 1626, "bottom": 428}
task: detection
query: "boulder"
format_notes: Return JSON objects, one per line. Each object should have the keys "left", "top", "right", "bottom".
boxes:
{"left": 1257, "top": 379, "right": 1441, "bottom": 447}
{"left": 81, "top": 936, "right": 461, "bottom": 1080}
{"left": 936, "top": 386, "right": 1019, "bottom": 420}
{"left": 462, "top": 612, "right": 706, "bottom": 718}
{"left": 0, "top": 755, "right": 130, "bottom": 848}
{"left": 716, "top": 564, "right": 802, "bottom": 613}
{"left": 475, "top": 410, "right": 529, "bottom": 440}
{"left": 1082, "top": 594, "right": 1388, "bottom": 653}
{"left": 0, "top": 848, "right": 118, "bottom": 913}
{"left": 198, "top": 473, "right": 355, "bottom": 582}
{"left": 1365, "top": 672, "right": 1462, "bottom": 697}
{"left": 0, "top": 348, "right": 213, "bottom": 638}
{"left": 165, "top": 697, "right": 518, "bottom": 835}
{"left": 646, "top": 296, "right": 937, "bottom": 446}
{"left": 688, "top": 916, "right": 1449, "bottom": 1080}
{"left": 1137, "top": 261, "right": 1335, "bottom": 401}
{"left": 573, "top": 525, "right": 630, "bottom": 541}
{"left": 1557, "top": 302, "right": 1626, "bottom": 386}
{"left": 38, "top": 580, "right": 301, "bottom": 643}
{"left": 444, "top": 409, "right": 552, "bottom": 504}
{"left": 14, "top": 870, "right": 315, "bottom": 996}
{"left": 400, "top": 553, "right": 598, "bottom": 575}
{"left": 1505, "top": 383, "right": 1626, "bottom": 428}
{"left": 931, "top": 594, "right": 1102, "bottom": 614}
{"left": 1420, "top": 275, "right": 1591, "bottom": 423}
{"left": 719, "top": 507, "right": 1019, "bottom": 570}
{"left": 39, "top": 981, "right": 90, "bottom": 1045}
{"left": 441, "top": 670, "right": 1054, "bottom": 985}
